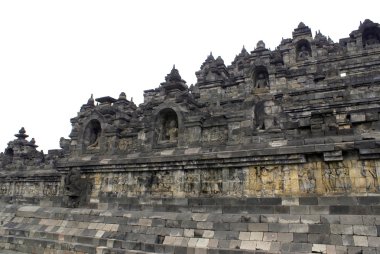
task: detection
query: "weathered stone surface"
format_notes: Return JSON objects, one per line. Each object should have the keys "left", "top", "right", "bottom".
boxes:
{"left": 1, "top": 18, "right": 380, "bottom": 254}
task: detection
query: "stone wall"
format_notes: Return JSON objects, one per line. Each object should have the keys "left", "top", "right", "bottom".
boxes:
{"left": 0, "top": 20, "right": 379, "bottom": 202}
{"left": 1, "top": 18, "right": 380, "bottom": 253}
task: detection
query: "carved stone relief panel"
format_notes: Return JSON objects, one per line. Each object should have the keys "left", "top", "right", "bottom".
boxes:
{"left": 183, "top": 170, "right": 200, "bottom": 196}
{"left": 322, "top": 162, "right": 352, "bottom": 193}
{"left": 43, "top": 182, "right": 59, "bottom": 196}
{"left": 0, "top": 182, "right": 10, "bottom": 195}
{"left": 224, "top": 85, "right": 238, "bottom": 98}
{"left": 227, "top": 168, "right": 244, "bottom": 196}
{"left": 201, "top": 126, "right": 227, "bottom": 145}
{"left": 118, "top": 137, "right": 138, "bottom": 151}
{"left": 298, "top": 165, "right": 316, "bottom": 194}
{"left": 151, "top": 171, "right": 173, "bottom": 196}
{"left": 361, "top": 160, "right": 379, "bottom": 192}
{"left": 200, "top": 169, "right": 223, "bottom": 195}
{"left": 23, "top": 182, "right": 41, "bottom": 197}
{"left": 105, "top": 136, "right": 116, "bottom": 152}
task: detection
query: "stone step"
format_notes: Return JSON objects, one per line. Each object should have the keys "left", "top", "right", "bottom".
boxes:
{"left": 98, "top": 196, "right": 380, "bottom": 207}
{"left": 2, "top": 213, "right": 380, "bottom": 252}
{"left": 0, "top": 235, "right": 163, "bottom": 254}
{"left": 2, "top": 204, "right": 380, "bottom": 253}
{"left": 0, "top": 230, "right": 271, "bottom": 254}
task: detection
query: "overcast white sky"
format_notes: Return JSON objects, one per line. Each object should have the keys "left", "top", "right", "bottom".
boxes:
{"left": 0, "top": 0, "right": 379, "bottom": 152}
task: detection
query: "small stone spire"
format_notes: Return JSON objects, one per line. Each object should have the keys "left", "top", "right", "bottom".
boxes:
{"left": 87, "top": 94, "right": 94, "bottom": 106}
{"left": 29, "top": 138, "right": 38, "bottom": 148}
{"left": 255, "top": 40, "right": 266, "bottom": 50}
{"left": 298, "top": 22, "right": 306, "bottom": 28}
{"left": 166, "top": 65, "right": 182, "bottom": 82}
{"left": 118, "top": 92, "right": 127, "bottom": 101}
{"left": 206, "top": 52, "right": 214, "bottom": 61}
{"left": 15, "top": 127, "right": 28, "bottom": 140}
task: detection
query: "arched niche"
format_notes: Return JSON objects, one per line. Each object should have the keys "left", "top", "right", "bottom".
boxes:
{"left": 156, "top": 108, "right": 179, "bottom": 144}
{"left": 296, "top": 39, "right": 312, "bottom": 60}
{"left": 362, "top": 27, "right": 380, "bottom": 48}
{"left": 4, "top": 148, "right": 14, "bottom": 164}
{"left": 83, "top": 119, "right": 102, "bottom": 151}
{"left": 253, "top": 66, "right": 269, "bottom": 89}
{"left": 237, "top": 61, "right": 244, "bottom": 71}
{"left": 5, "top": 148, "right": 14, "bottom": 157}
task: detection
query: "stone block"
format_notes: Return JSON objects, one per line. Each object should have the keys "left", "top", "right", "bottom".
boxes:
{"left": 166, "top": 220, "right": 181, "bottom": 228}
{"left": 247, "top": 205, "right": 274, "bottom": 214}
{"left": 278, "top": 215, "right": 300, "bottom": 224}
{"left": 196, "top": 238, "right": 209, "bottom": 248}
{"left": 208, "top": 238, "right": 218, "bottom": 248}
{"left": 214, "top": 231, "right": 238, "bottom": 240}
{"left": 367, "top": 236, "right": 380, "bottom": 247}
{"left": 178, "top": 227, "right": 191, "bottom": 238}
{"left": 335, "top": 245, "right": 348, "bottom": 254}
{"left": 213, "top": 222, "right": 230, "bottom": 231}
{"left": 300, "top": 215, "right": 320, "bottom": 224}
{"left": 312, "top": 244, "right": 327, "bottom": 253}
{"left": 197, "top": 222, "right": 213, "bottom": 229}
{"left": 310, "top": 206, "right": 329, "bottom": 215}
{"left": 340, "top": 215, "right": 363, "bottom": 225}
{"left": 192, "top": 213, "right": 209, "bottom": 222}
{"left": 268, "top": 223, "right": 289, "bottom": 232}
{"left": 220, "top": 214, "right": 241, "bottom": 223}
{"left": 286, "top": 243, "right": 313, "bottom": 253}
{"left": 255, "top": 241, "right": 271, "bottom": 251}
{"left": 308, "top": 233, "right": 331, "bottom": 244}
{"left": 228, "top": 240, "right": 241, "bottom": 249}
{"left": 331, "top": 224, "right": 353, "bottom": 235}
{"left": 152, "top": 218, "right": 166, "bottom": 227}
{"left": 181, "top": 220, "right": 197, "bottom": 229}
{"left": 163, "top": 236, "right": 176, "bottom": 245}
{"left": 248, "top": 223, "right": 268, "bottom": 232}
{"left": 263, "top": 232, "right": 277, "bottom": 242}
{"left": 169, "top": 228, "right": 183, "bottom": 237}
{"left": 187, "top": 238, "right": 198, "bottom": 247}
{"left": 299, "top": 197, "right": 318, "bottom": 205}
{"left": 229, "top": 222, "right": 248, "bottom": 231}
{"left": 281, "top": 197, "right": 299, "bottom": 206}
{"left": 250, "top": 232, "right": 263, "bottom": 241}
{"left": 347, "top": 246, "right": 363, "bottom": 254}
{"left": 321, "top": 215, "right": 340, "bottom": 224}
{"left": 362, "top": 216, "right": 377, "bottom": 225}
{"left": 277, "top": 232, "right": 293, "bottom": 242}
{"left": 353, "top": 225, "right": 377, "bottom": 236}
{"left": 202, "top": 230, "right": 214, "bottom": 238}
{"left": 240, "top": 240, "right": 256, "bottom": 250}
{"left": 238, "top": 232, "right": 251, "bottom": 241}
{"left": 289, "top": 224, "right": 308, "bottom": 233}
{"left": 309, "top": 224, "right": 330, "bottom": 234}
{"left": 290, "top": 206, "right": 310, "bottom": 215}
{"left": 260, "top": 215, "right": 278, "bottom": 223}
{"left": 358, "top": 196, "right": 380, "bottom": 206}
{"left": 353, "top": 235, "right": 368, "bottom": 247}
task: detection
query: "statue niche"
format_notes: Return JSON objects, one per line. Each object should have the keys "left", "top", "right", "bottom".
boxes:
{"left": 362, "top": 28, "right": 380, "bottom": 48}
{"left": 296, "top": 39, "right": 312, "bottom": 60}
{"left": 83, "top": 119, "right": 102, "bottom": 151}
{"left": 157, "top": 108, "right": 178, "bottom": 144}
{"left": 254, "top": 67, "right": 269, "bottom": 89}
{"left": 2, "top": 148, "right": 14, "bottom": 167}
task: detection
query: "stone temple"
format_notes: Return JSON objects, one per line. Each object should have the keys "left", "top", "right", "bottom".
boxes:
{"left": 1, "top": 19, "right": 380, "bottom": 254}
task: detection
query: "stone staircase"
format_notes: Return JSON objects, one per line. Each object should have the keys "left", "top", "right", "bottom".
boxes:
{"left": 0, "top": 196, "right": 380, "bottom": 254}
